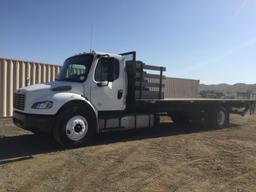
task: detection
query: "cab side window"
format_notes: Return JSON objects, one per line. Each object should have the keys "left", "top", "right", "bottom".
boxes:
{"left": 95, "top": 57, "right": 119, "bottom": 82}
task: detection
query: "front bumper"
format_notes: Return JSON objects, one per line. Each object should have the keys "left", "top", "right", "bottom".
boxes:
{"left": 13, "top": 111, "right": 55, "bottom": 134}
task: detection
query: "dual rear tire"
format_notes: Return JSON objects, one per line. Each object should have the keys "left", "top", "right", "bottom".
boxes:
{"left": 208, "top": 107, "right": 229, "bottom": 128}
{"left": 168, "top": 106, "right": 229, "bottom": 129}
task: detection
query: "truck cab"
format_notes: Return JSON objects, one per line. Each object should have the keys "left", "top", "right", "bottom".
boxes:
{"left": 15, "top": 52, "right": 127, "bottom": 114}
{"left": 58, "top": 52, "right": 128, "bottom": 111}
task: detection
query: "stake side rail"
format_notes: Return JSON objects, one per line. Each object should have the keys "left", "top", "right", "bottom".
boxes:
{"left": 126, "top": 60, "right": 166, "bottom": 108}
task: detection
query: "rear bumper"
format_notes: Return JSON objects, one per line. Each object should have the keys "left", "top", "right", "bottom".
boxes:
{"left": 13, "top": 111, "right": 55, "bottom": 134}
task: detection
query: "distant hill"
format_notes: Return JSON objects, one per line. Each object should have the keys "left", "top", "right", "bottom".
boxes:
{"left": 199, "top": 83, "right": 256, "bottom": 98}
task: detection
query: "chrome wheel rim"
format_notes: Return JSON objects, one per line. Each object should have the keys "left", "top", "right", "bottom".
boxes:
{"left": 217, "top": 110, "right": 226, "bottom": 126}
{"left": 65, "top": 115, "right": 88, "bottom": 141}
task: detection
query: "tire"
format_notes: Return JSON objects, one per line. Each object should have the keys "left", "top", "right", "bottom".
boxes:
{"left": 208, "top": 107, "right": 229, "bottom": 128}
{"left": 53, "top": 106, "right": 96, "bottom": 148}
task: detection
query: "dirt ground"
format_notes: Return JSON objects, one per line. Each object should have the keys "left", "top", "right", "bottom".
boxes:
{"left": 0, "top": 115, "right": 256, "bottom": 192}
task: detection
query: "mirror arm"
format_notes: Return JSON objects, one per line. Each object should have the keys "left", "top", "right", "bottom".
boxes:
{"left": 97, "top": 81, "right": 109, "bottom": 87}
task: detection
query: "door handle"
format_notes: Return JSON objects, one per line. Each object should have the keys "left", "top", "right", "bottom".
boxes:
{"left": 117, "top": 89, "right": 123, "bottom": 99}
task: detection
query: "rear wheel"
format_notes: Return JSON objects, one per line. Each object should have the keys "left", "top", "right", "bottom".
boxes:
{"left": 53, "top": 106, "right": 96, "bottom": 148}
{"left": 208, "top": 107, "right": 229, "bottom": 128}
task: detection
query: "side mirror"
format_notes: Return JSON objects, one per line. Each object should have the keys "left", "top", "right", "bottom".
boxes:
{"left": 97, "top": 81, "right": 109, "bottom": 87}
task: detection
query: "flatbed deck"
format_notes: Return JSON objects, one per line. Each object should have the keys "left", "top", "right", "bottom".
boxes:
{"left": 134, "top": 98, "right": 256, "bottom": 115}
{"left": 123, "top": 52, "right": 256, "bottom": 117}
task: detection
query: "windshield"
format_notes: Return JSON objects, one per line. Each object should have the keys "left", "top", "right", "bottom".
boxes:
{"left": 57, "top": 54, "right": 93, "bottom": 82}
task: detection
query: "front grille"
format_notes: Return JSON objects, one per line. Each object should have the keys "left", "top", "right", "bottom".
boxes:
{"left": 14, "top": 93, "right": 26, "bottom": 110}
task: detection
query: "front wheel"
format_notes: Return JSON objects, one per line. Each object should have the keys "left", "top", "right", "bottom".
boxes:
{"left": 53, "top": 107, "right": 96, "bottom": 148}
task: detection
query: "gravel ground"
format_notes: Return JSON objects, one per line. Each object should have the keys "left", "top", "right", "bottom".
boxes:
{"left": 0, "top": 115, "right": 256, "bottom": 192}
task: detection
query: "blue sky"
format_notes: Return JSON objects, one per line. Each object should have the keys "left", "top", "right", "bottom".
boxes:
{"left": 0, "top": 0, "right": 256, "bottom": 84}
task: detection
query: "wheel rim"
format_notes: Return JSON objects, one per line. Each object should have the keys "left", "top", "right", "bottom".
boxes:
{"left": 65, "top": 115, "right": 88, "bottom": 141}
{"left": 217, "top": 110, "right": 226, "bottom": 126}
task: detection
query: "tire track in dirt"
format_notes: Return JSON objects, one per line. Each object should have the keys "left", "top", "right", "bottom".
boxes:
{"left": 216, "top": 170, "right": 256, "bottom": 191}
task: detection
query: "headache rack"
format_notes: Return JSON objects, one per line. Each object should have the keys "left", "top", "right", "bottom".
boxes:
{"left": 122, "top": 52, "right": 166, "bottom": 108}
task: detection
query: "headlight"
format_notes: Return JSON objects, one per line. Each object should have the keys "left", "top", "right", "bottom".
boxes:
{"left": 31, "top": 101, "right": 53, "bottom": 109}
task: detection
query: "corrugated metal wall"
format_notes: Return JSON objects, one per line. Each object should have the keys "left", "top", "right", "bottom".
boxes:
{"left": 0, "top": 58, "right": 60, "bottom": 117}
{"left": 164, "top": 77, "right": 199, "bottom": 98}
{"left": 146, "top": 77, "right": 199, "bottom": 98}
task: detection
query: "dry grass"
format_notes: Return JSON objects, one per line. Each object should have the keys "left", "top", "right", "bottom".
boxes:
{"left": 0, "top": 115, "right": 256, "bottom": 192}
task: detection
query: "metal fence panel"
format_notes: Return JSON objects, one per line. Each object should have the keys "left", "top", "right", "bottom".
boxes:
{"left": 164, "top": 77, "right": 199, "bottom": 98}
{"left": 0, "top": 58, "right": 60, "bottom": 117}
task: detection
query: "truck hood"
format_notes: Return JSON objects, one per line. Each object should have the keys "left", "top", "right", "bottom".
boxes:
{"left": 18, "top": 81, "right": 83, "bottom": 95}
{"left": 14, "top": 81, "right": 86, "bottom": 115}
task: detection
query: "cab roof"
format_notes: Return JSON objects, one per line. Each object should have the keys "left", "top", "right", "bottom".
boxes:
{"left": 71, "top": 51, "right": 124, "bottom": 60}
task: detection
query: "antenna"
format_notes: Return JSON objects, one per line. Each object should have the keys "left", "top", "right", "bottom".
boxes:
{"left": 90, "top": 24, "right": 94, "bottom": 52}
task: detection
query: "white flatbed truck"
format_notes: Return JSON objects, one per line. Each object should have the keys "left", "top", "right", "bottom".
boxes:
{"left": 13, "top": 51, "right": 256, "bottom": 147}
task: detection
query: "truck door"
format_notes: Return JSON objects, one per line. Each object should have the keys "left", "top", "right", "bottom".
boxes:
{"left": 90, "top": 56, "right": 126, "bottom": 111}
